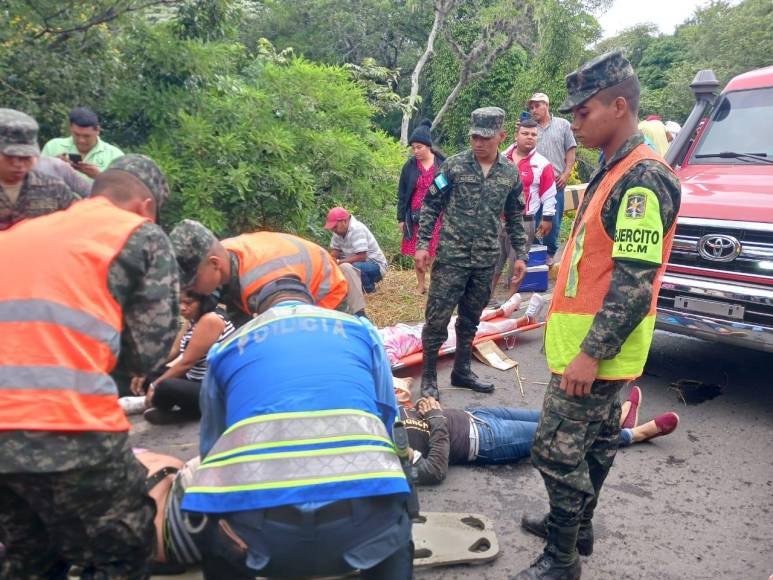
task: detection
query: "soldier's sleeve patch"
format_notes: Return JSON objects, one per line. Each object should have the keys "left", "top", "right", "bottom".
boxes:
{"left": 612, "top": 187, "right": 663, "bottom": 265}
{"left": 433, "top": 173, "right": 449, "bottom": 191}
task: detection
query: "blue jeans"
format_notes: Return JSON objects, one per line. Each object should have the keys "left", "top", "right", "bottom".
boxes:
{"left": 353, "top": 260, "right": 383, "bottom": 293}
{"left": 535, "top": 186, "right": 564, "bottom": 257}
{"left": 197, "top": 495, "right": 412, "bottom": 579}
{"left": 468, "top": 407, "right": 541, "bottom": 464}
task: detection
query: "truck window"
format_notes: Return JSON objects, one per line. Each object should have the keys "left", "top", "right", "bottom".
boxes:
{"left": 690, "top": 87, "right": 773, "bottom": 163}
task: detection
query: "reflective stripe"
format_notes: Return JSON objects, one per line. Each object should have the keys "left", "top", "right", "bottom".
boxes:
{"left": 545, "top": 312, "right": 657, "bottom": 379}
{"left": 205, "top": 434, "right": 392, "bottom": 464}
{"left": 208, "top": 408, "right": 390, "bottom": 460}
{"left": 0, "top": 365, "right": 118, "bottom": 395}
{"left": 565, "top": 225, "right": 585, "bottom": 298}
{"left": 190, "top": 447, "right": 404, "bottom": 494}
{"left": 317, "top": 246, "right": 332, "bottom": 300}
{"left": 0, "top": 299, "right": 120, "bottom": 356}
{"left": 239, "top": 245, "right": 310, "bottom": 292}
{"left": 280, "top": 234, "right": 313, "bottom": 284}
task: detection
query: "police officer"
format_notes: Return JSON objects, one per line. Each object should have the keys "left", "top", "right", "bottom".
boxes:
{"left": 415, "top": 107, "right": 528, "bottom": 399}
{"left": 0, "top": 108, "right": 77, "bottom": 230}
{"left": 515, "top": 51, "right": 680, "bottom": 579}
{"left": 0, "top": 155, "right": 180, "bottom": 577}
{"left": 169, "top": 220, "right": 367, "bottom": 325}
{"left": 182, "top": 277, "right": 413, "bottom": 579}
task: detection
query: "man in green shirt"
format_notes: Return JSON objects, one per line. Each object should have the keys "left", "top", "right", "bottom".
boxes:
{"left": 41, "top": 107, "right": 123, "bottom": 179}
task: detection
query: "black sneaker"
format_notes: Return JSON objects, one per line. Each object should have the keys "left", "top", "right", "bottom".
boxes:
{"left": 143, "top": 407, "right": 187, "bottom": 425}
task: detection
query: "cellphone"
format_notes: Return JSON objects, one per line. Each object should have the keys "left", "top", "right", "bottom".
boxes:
{"left": 67, "top": 153, "right": 82, "bottom": 164}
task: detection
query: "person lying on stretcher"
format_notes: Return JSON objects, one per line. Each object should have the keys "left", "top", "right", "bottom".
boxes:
{"left": 380, "top": 293, "right": 548, "bottom": 365}
{"left": 399, "top": 386, "right": 679, "bottom": 486}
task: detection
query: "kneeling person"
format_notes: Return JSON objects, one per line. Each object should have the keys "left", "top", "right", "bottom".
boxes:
{"left": 182, "top": 277, "right": 413, "bottom": 579}
{"left": 325, "top": 207, "right": 388, "bottom": 293}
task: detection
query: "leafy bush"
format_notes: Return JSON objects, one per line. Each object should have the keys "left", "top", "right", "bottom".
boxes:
{"left": 105, "top": 31, "right": 407, "bottom": 258}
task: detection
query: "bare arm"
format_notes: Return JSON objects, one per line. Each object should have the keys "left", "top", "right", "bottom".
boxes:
{"left": 153, "top": 313, "right": 224, "bottom": 384}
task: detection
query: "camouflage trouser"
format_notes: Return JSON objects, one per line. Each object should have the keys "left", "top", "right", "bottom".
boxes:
{"left": 422, "top": 262, "right": 495, "bottom": 356}
{"left": 531, "top": 373, "right": 627, "bottom": 528}
{"left": 0, "top": 443, "right": 156, "bottom": 579}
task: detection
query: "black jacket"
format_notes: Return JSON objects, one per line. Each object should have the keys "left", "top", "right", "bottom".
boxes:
{"left": 396, "top": 152, "right": 445, "bottom": 222}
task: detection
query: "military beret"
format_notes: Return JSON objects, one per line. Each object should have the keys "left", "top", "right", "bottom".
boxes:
{"left": 108, "top": 154, "right": 170, "bottom": 210}
{"left": 0, "top": 108, "right": 40, "bottom": 157}
{"left": 559, "top": 50, "right": 635, "bottom": 113}
{"left": 170, "top": 219, "right": 218, "bottom": 288}
{"left": 469, "top": 107, "right": 506, "bottom": 137}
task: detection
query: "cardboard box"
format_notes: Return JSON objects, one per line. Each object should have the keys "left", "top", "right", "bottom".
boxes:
{"left": 564, "top": 184, "right": 586, "bottom": 212}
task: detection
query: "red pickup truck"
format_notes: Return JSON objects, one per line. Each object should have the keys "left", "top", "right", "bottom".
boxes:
{"left": 656, "top": 66, "right": 773, "bottom": 352}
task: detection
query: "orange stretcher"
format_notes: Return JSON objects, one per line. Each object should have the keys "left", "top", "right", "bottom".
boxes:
{"left": 390, "top": 318, "right": 544, "bottom": 370}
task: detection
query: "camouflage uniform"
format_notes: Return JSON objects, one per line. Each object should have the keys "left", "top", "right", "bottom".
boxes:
{"left": 518, "top": 51, "right": 681, "bottom": 579}
{"left": 0, "top": 155, "right": 180, "bottom": 579}
{"left": 0, "top": 109, "right": 77, "bottom": 230}
{"left": 418, "top": 107, "right": 527, "bottom": 398}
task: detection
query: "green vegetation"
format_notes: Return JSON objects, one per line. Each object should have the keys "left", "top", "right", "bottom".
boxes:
{"left": 1, "top": 0, "right": 770, "bottom": 259}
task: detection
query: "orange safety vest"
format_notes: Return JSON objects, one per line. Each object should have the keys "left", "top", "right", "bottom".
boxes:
{"left": 545, "top": 144, "right": 676, "bottom": 380}
{"left": 0, "top": 197, "right": 148, "bottom": 432}
{"left": 223, "top": 232, "right": 348, "bottom": 313}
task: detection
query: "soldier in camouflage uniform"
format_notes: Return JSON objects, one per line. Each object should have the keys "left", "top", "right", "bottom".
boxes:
{"left": 515, "top": 51, "right": 681, "bottom": 579}
{"left": 0, "top": 155, "right": 180, "bottom": 579}
{"left": 0, "top": 108, "right": 78, "bottom": 230}
{"left": 415, "top": 107, "right": 528, "bottom": 400}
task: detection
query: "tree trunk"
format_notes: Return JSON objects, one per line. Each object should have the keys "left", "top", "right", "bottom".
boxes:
{"left": 399, "top": 5, "right": 449, "bottom": 146}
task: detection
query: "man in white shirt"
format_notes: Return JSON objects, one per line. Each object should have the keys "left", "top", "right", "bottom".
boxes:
{"left": 325, "top": 207, "right": 388, "bottom": 293}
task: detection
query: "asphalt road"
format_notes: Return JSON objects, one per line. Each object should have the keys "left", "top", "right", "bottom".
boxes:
{"left": 131, "top": 328, "right": 773, "bottom": 579}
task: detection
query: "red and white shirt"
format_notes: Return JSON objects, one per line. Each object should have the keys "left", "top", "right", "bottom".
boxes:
{"left": 503, "top": 145, "right": 557, "bottom": 217}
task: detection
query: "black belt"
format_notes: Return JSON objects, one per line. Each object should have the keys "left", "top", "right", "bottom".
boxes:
{"left": 522, "top": 215, "right": 534, "bottom": 222}
{"left": 145, "top": 466, "right": 179, "bottom": 492}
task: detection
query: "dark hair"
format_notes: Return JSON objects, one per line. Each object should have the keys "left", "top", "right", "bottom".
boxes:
{"left": 596, "top": 75, "right": 641, "bottom": 117}
{"left": 182, "top": 288, "right": 219, "bottom": 317}
{"left": 69, "top": 106, "right": 100, "bottom": 129}
{"left": 517, "top": 119, "right": 539, "bottom": 131}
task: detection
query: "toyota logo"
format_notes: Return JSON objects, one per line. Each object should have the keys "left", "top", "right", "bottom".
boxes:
{"left": 698, "top": 234, "right": 741, "bottom": 262}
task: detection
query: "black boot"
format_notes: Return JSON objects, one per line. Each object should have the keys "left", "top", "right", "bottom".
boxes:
{"left": 450, "top": 342, "right": 494, "bottom": 393}
{"left": 420, "top": 352, "right": 440, "bottom": 400}
{"left": 521, "top": 513, "right": 594, "bottom": 556}
{"left": 512, "top": 523, "right": 581, "bottom": 580}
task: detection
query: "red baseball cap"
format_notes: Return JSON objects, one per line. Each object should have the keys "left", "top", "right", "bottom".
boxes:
{"left": 324, "top": 207, "right": 350, "bottom": 229}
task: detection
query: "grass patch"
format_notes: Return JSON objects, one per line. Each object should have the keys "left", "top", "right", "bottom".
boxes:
{"left": 367, "top": 269, "right": 427, "bottom": 327}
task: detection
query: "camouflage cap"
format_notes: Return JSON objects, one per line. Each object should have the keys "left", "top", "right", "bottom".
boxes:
{"left": 558, "top": 50, "right": 635, "bottom": 113}
{"left": 107, "top": 154, "right": 170, "bottom": 209}
{"left": 469, "top": 107, "right": 506, "bottom": 137}
{"left": 0, "top": 108, "right": 40, "bottom": 157}
{"left": 170, "top": 219, "right": 218, "bottom": 288}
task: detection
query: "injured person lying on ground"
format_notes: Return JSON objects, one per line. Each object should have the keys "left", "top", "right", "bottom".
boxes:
{"left": 400, "top": 386, "right": 679, "bottom": 486}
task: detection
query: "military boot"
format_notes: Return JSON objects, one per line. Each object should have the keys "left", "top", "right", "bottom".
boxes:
{"left": 420, "top": 352, "right": 440, "bottom": 400}
{"left": 512, "top": 523, "right": 581, "bottom": 580}
{"left": 450, "top": 342, "right": 494, "bottom": 393}
{"left": 521, "top": 513, "right": 594, "bottom": 556}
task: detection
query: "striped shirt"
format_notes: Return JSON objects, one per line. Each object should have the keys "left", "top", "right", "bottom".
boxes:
{"left": 535, "top": 115, "right": 577, "bottom": 175}
{"left": 330, "top": 215, "right": 388, "bottom": 275}
{"left": 180, "top": 310, "right": 235, "bottom": 381}
{"left": 504, "top": 146, "right": 557, "bottom": 217}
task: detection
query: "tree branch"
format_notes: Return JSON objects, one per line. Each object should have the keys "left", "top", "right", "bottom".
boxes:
{"left": 27, "top": 0, "right": 181, "bottom": 39}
